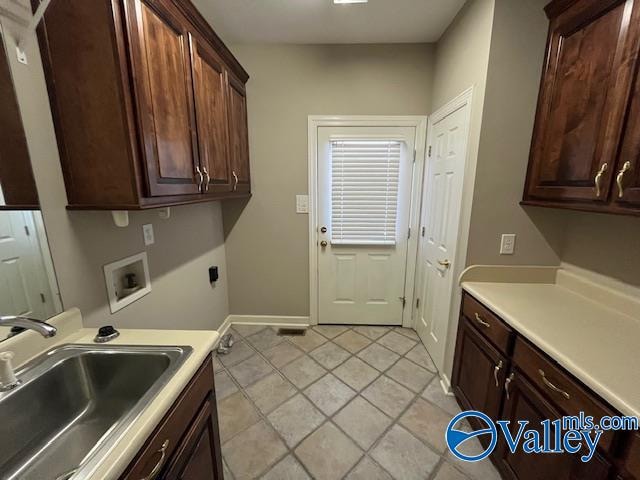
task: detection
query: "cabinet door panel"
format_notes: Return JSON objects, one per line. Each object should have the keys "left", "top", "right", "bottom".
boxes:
{"left": 452, "top": 316, "right": 508, "bottom": 422}
{"left": 128, "top": 0, "right": 200, "bottom": 196}
{"left": 525, "top": 0, "right": 640, "bottom": 203}
{"left": 227, "top": 73, "right": 251, "bottom": 193}
{"left": 190, "top": 34, "right": 231, "bottom": 193}
{"left": 613, "top": 56, "right": 640, "bottom": 208}
{"left": 497, "top": 372, "right": 610, "bottom": 480}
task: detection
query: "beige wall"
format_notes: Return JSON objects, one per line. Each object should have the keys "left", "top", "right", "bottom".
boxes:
{"left": 467, "top": 0, "right": 565, "bottom": 267}
{"left": 223, "top": 43, "right": 435, "bottom": 316}
{"left": 3, "top": 29, "right": 230, "bottom": 330}
{"left": 561, "top": 212, "right": 640, "bottom": 288}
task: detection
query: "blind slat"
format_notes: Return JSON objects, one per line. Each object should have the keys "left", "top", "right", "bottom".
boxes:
{"left": 331, "top": 140, "right": 401, "bottom": 246}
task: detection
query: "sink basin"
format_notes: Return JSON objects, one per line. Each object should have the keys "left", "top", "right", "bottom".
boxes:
{"left": 0, "top": 344, "right": 192, "bottom": 480}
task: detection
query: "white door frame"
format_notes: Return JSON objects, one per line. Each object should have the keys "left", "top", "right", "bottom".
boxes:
{"left": 308, "top": 115, "right": 428, "bottom": 327}
{"left": 412, "top": 87, "right": 474, "bottom": 376}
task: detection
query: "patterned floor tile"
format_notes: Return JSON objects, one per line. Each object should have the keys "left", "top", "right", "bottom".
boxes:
{"left": 333, "top": 330, "right": 372, "bottom": 353}
{"left": 314, "top": 325, "right": 350, "bottom": 339}
{"left": 262, "top": 341, "right": 304, "bottom": 369}
{"left": 333, "top": 396, "right": 392, "bottom": 449}
{"left": 362, "top": 376, "right": 414, "bottom": 418}
{"left": 261, "top": 455, "right": 311, "bottom": 480}
{"left": 304, "top": 373, "right": 356, "bottom": 415}
{"left": 287, "top": 329, "right": 328, "bottom": 352}
{"left": 346, "top": 457, "right": 393, "bottom": 480}
{"left": 405, "top": 343, "right": 437, "bottom": 372}
{"left": 245, "top": 372, "right": 297, "bottom": 414}
{"left": 386, "top": 358, "right": 435, "bottom": 393}
{"left": 224, "top": 421, "right": 287, "bottom": 478}
{"left": 352, "top": 326, "right": 389, "bottom": 340}
{"left": 218, "top": 341, "right": 255, "bottom": 367}
{"left": 267, "top": 394, "right": 325, "bottom": 448}
{"left": 422, "top": 377, "right": 461, "bottom": 416}
{"left": 399, "top": 397, "right": 452, "bottom": 452}
{"left": 295, "top": 422, "right": 363, "bottom": 480}
{"left": 228, "top": 354, "right": 275, "bottom": 387}
{"left": 377, "top": 331, "right": 417, "bottom": 355}
{"left": 333, "top": 356, "right": 380, "bottom": 391}
{"left": 281, "top": 355, "right": 327, "bottom": 389}
{"left": 357, "top": 343, "right": 400, "bottom": 372}
{"left": 218, "top": 391, "right": 261, "bottom": 443}
{"left": 214, "top": 370, "right": 239, "bottom": 400}
{"left": 247, "top": 327, "right": 285, "bottom": 352}
{"left": 310, "top": 341, "right": 351, "bottom": 369}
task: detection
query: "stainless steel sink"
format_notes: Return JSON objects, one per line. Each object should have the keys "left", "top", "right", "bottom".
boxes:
{"left": 0, "top": 344, "right": 193, "bottom": 480}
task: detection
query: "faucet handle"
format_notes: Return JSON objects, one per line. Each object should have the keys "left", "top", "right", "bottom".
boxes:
{"left": 0, "top": 351, "right": 19, "bottom": 392}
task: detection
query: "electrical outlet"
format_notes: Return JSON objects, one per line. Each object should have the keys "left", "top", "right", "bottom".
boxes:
{"left": 143, "top": 224, "right": 155, "bottom": 246}
{"left": 500, "top": 234, "right": 516, "bottom": 255}
{"left": 296, "top": 195, "right": 309, "bottom": 214}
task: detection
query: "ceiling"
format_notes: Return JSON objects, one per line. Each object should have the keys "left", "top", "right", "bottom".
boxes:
{"left": 193, "top": 0, "right": 467, "bottom": 44}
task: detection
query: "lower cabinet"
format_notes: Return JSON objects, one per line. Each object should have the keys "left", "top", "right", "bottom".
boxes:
{"left": 452, "top": 292, "right": 634, "bottom": 480}
{"left": 452, "top": 315, "right": 508, "bottom": 422}
{"left": 496, "top": 370, "right": 610, "bottom": 480}
{"left": 120, "top": 355, "right": 223, "bottom": 480}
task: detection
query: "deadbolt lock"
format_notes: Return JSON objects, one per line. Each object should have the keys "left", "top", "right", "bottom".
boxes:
{"left": 320, "top": 241, "right": 328, "bottom": 247}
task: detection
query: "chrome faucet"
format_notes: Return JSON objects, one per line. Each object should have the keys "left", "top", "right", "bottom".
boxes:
{"left": 0, "top": 315, "right": 57, "bottom": 338}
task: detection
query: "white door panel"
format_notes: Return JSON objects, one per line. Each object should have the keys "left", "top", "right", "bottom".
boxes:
{"left": 415, "top": 101, "right": 471, "bottom": 369}
{"left": 0, "top": 211, "right": 52, "bottom": 319}
{"left": 317, "top": 126, "right": 416, "bottom": 326}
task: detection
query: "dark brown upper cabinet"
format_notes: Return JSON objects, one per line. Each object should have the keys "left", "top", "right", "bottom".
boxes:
{"left": 36, "top": 0, "right": 250, "bottom": 210}
{"left": 523, "top": 0, "right": 640, "bottom": 216}
{"left": 0, "top": 42, "right": 39, "bottom": 210}
{"left": 227, "top": 72, "right": 251, "bottom": 193}
{"left": 189, "top": 33, "right": 232, "bottom": 194}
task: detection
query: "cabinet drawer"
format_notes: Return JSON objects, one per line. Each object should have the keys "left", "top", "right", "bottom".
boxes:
{"left": 513, "top": 338, "right": 615, "bottom": 451}
{"left": 462, "top": 293, "right": 513, "bottom": 354}
{"left": 121, "top": 356, "right": 214, "bottom": 479}
{"left": 624, "top": 432, "right": 640, "bottom": 478}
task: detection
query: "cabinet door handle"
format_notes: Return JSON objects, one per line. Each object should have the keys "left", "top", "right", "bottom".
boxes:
{"left": 202, "top": 166, "right": 210, "bottom": 192}
{"left": 538, "top": 369, "right": 570, "bottom": 400}
{"left": 195, "top": 166, "right": 204, "bottom": 192}
{"left": 505, "top": 372, "right": 515, "bottom": 400}
{"left": 494, "top": 360, "right": 503, "bottom": 388}
{"left": 475, "top": 312, "right": 490, "bottom": 328}
{"left": 232, "top": 171, "right": 239, "bottom": 191}
{"left": 594, "top": 162, "right": 608, "bottom": 198}
{"left": 616, "top": 161, "right": 632, "bottom": 198}
{"left": 140, "top": 439, "right": 169, "bottom": 480}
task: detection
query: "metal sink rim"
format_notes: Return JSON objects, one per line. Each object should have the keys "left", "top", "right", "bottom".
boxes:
{"left": 0, "top": 343, "right": 193, "bottom": 480}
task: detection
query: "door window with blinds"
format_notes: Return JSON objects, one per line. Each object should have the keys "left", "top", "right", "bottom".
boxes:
{"left": 330, "top": 140, "right": 402, "bottom": 245}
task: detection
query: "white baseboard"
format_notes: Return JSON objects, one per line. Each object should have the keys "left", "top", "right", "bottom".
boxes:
{"left": 214, "top": 316, "right": 233, "bottom": 348}
{"left": 227, "top": 314, "right": 310, "bottom": 329}
{"left": 440, "top": 374, "right": 453, "bottom": 395}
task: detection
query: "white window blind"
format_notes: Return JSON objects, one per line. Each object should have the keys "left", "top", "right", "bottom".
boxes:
{"left": 331, "top": 140, "right": 401, "bottom": 245}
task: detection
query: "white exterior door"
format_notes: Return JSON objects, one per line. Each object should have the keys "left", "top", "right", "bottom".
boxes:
{"left": 317, "top": 126, "right": 416, "bottom": 326}
{"left": 0, "top": 211, "right": 52, "bottom": 320}
{"left": 415, "top": 101, "right": 470, "bottom": 368}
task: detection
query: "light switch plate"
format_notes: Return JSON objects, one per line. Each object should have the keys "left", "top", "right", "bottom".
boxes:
{"left": 143, "top": 224, "right": 155, "bottom": 246}
{"left": 296, "top": 195, "right": 309, "bottom": 214}
{"left": 500, "top": 234, "right": 516, "bottom": 255}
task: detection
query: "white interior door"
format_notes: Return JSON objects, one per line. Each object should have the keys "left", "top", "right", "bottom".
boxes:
{"left": 0, "top": 211, "right": 53, "bottom": 320}
{"left": 415, "top": 101, "right": 470, "bottom": 368}
{"left": 317, "top": 126, "right": 416, "bottom": 326}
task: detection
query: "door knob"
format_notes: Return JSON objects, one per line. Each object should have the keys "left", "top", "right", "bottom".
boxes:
{"left": 320, "top": 226, "right": 327, "bottom": 233}
{"left": 320, "top": 241, "right": 328, "bottom": 247}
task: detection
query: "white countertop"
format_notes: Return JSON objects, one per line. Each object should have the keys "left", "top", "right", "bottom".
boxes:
{"left": 2, "top": 310, "right": 220, "bottom": 480}
{"left": 461, "top": 267, "right": 640, "bottom": 419}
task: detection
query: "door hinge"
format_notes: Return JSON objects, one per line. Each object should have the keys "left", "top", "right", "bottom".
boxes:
{"left": 24, "top": 226, "right": 30, "bottom": 236}
{"left": 413, "top": 149, "right": 417, "bottom": 163}
{"left": 428, "top": 146, "right": 432, "bottom": 157}
{"left": 40, "top": 293, "right": 46, "bottom": 303}
{"left": 421, "top": 226, "right": 425, "bottom": 237}
{"left": 407, "top": 228, "right": 411, "bottom": 239}
{"left": 399, "top": 296, "right": 406, "bottom": 308}
{"left": 416, "top": 298, "right": 420, "bottom": 309}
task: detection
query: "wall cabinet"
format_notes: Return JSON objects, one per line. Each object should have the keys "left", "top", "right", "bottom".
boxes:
{"left": 452, "top": 292, "right": 637, "bottom": 480}
{"left": 121, "top": 355, "right": 223, "bottom": 480}
{"left": 37, "top": 0, "right": 250, "bottom": 210}
{"left": 0, "top": 44, "right": 39, "bottom": 209}
{"left": 522, "top": 0, "right": 640, "bottom": 216}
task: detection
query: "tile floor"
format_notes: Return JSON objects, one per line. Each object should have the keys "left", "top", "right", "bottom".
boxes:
{"left": 214, "top": 324, "right": 501, "bottom": 480}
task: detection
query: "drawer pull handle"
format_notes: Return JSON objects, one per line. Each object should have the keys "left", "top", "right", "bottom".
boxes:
{"left": 474, "top": 313, "right": 490, "bottom": 328}
{"left": 505, "top": 372, "right": 515, "bottom": 400}
{"left": 594, "top": 162, "right": 608, "bottom": 198}
{"left": 616, "top": 161, "right": 632, "bottom": 198}
{"left": 538, "top": 369, "right": 570, "bottom": 400}
{"left": 202, "top": 166, "right": 210, "bottom": 192}
{"left": 195, "top": 166, "right": 204, "bottom": 191}
{"left": 494, "top": 360, "right": 503, "bottom": 388}
{"left": 140, "top": 439, "right": 170, "bottom": 480}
